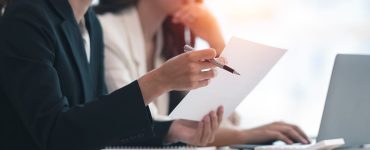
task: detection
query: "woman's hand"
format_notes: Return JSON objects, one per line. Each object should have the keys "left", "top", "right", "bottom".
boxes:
{"left": 172, "top": 3, "right": 225, "bottom": 53}
{"left": 241, "top": 122, "right": 310, "bottom": 145}
{"left": 157, "top": 48, "right": 218, "bottom": 91}
{"left": 165, "top": 106, "right": 224, "bottom": 146}
{"left": 138, "top": 48, "right": 217, "bottom": 105}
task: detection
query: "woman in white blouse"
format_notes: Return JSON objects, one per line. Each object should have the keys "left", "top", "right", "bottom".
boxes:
{"left": 96, "top": 0, "right": 309, "bottom": 146}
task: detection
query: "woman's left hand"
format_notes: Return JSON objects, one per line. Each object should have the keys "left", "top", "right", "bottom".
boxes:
{"left": 172, "top": 3, "right": 225, "bottom": 54}
{"left": 241, "top": 122, "right": 310, "bottom": 145}
{"left": 165, "top": 106, "right": 224, "bottom": 146}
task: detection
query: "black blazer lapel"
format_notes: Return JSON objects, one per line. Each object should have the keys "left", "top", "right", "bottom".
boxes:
{"left": 61, "top": 20, "right": 93, "bottom": 103}
{"left": 48, "top": 0, "right": 94, "bottom": 103}
{"left": 85, "top": 10, "right": 99, "bottom": 94}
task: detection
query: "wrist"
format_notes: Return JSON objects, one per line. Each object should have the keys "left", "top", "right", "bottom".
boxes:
{"left": 238, "top": 130, "right": 250, "bottom": 144}
{"left": 152, "top": 68, "right": 171, "bottom": 93}
{"left": 138, "top": 69, "right": 169, "bottom": 105}
{"left": 164, "top": 121, "right": 180, "bottom": 144}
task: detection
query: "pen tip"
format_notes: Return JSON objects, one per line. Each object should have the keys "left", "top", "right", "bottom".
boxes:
{"left": 234, "top": 71, "right": 241, "bottom": 75}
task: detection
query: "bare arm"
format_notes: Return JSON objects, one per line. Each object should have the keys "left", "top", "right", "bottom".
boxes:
{"left": 208, "top": 128, "right": 246, "bottom": 146}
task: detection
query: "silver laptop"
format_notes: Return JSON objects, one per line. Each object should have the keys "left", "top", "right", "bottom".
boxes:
{"left": 317, "top": 54, "right": 370, "bottom": 148}
{"left": 230, "top": 54, "right": 370, "bottom": 150}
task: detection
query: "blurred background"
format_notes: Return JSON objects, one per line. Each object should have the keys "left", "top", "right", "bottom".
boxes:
{"left": 93, "top": 0, "right": 370, "bottom": 137}
{"left": 199, "top": 0, "right": 370, "bottom": 137}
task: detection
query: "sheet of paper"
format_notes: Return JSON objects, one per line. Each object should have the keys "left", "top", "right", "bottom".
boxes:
{"left": 169, "top": 37, "right": 287, "bottom": 121}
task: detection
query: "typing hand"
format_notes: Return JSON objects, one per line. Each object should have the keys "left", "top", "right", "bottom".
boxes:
{"left": 241, "top": 122, "right": 310, "bottom": 145}
{"left": 165, "top": 106, "right": 224, "bottom": 146}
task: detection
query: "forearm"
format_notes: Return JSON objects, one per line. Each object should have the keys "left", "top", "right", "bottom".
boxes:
{"left": 207, "top": 31, "right": 225, "bottom": 55}
{"left": 49, "top": 81, "right": 154, "bottom": 150}
{"left": 208, "top": 128, "right": 245, "bottom": 146}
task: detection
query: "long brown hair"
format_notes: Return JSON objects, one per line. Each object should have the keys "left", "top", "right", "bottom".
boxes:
{"left": 94, "top": 0, "right": 196, "bottom": 60}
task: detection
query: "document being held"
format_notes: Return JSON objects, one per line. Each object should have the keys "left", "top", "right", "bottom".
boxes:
{"left": 169, "top": 37, "right": 287, "bottom": 121}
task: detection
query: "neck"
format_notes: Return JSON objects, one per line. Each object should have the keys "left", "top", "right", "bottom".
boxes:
{"left": 137, "top": 1, "right": 167, "bottom": 42}
{"left": 68, "top": 0, "right": 91, "bottom": 23}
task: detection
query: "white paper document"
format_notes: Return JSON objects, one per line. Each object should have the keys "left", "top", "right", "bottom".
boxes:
{"left": 169, "top": 37, "right": 287, "bottom": 121}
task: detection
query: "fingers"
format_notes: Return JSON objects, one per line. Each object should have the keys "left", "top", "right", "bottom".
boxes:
{"left": 280, "top": 123, "right": 310, "bottom": 144}
{"left": 215, "top": 57, "right": 228, "bottom": 65}
{"left": 209, "top": 111, "right": 218, "bottom": 143}
{"left": 188, "top": 70, "right": 216, "bottom": 89}
{"left": 292, "top": 125, "right": 310, "bottom": 144}
{"left": 193, "top": 121, "right": 204, "bottom": 145}
{"left": 217, "top": 106, "right": 224, "bottom": 124}
{"left": 210, "top": 111, "right": 218, "bottom": 131}
{"left": 198, "top": 69, "right": 217, "bottom": 81}
{"left": 271, "top": 122, "right": 309, "bottom": 144}
{"left": 196, "top": 79, "right": 210, "bottom": 88}
{"left": 273, "top": 132, "right": 294, "bottom": 144}
{"left": 196, "top": 110, "right": 222, "bottom": 146}
{"left": 281, "top": 126, "right": 308, "bottom": 144}
{"left": 173, "top": 5, "right": 192, "bottom": 23}
{"left": 186, "top": 49, "right": 217, "bottom": 61}
{"left": 183, "top": 13, "right": 197, "bottom": 24}
{"left": 200, "top": 115, "right": 211, "bottom": 146}
{"left": 177, "top": 10, "right": 197, "bottom": 25}
{"left": 198, "top": 61, "right": 217, "bottom": 70}
{"left": 208, "top": 106, "right": 224, "bottom": 144}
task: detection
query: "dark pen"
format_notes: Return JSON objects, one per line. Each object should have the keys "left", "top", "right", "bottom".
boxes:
{"left": 184, "top": 45, "right": 241, "bottom": 75}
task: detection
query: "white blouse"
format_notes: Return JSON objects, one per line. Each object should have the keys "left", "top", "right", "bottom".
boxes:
{"left": 79, "top": 18, "right": 91, "bottom": 63}
{"left": 98, "top": 7, "right": 170, "bottom": 120}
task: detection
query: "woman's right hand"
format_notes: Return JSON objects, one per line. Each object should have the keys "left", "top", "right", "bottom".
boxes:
{"left": 138, "top": 48, "right": 218, "bottom": 104}
{"left": 158, "top": 48, "right": 218, "bottom": 90}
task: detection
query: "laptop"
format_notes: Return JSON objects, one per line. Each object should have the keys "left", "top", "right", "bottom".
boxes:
{"left": 317, "top": 54, "right": 370, "bottom": 148}
{"left": 231, "top": 54, "right": 370, "bottom": 149}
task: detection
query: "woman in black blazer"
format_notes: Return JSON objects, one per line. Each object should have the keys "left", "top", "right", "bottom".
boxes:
{"left": 0, "top": 0, "right": 223, "bottom": 150}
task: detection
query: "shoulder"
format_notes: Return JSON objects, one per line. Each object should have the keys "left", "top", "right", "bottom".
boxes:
{"left": 97, "top": 6, "right": 138, "bottom": 33}
{"left": 97, "top": 9, "right": 134, "bottom": 48}
{"left": 3, "top": 0, "right": 53, "bottom": 25}
{"left": 0, "top": 0, "right": 58, "bottom": 42}
{"left": 97, "top": 6, "right": 137, "bottom": 23}
{"left": 0, "top": 0, "right": 57, "bottom": 62}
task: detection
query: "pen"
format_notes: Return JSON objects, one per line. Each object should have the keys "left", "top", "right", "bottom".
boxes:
{"left": 184, "top": 45, "right": 241, "bottom": 75}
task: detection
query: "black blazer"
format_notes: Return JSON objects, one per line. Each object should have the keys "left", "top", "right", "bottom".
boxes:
{"left": 0, "top": 0, "right": 171, "bottom": 149}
